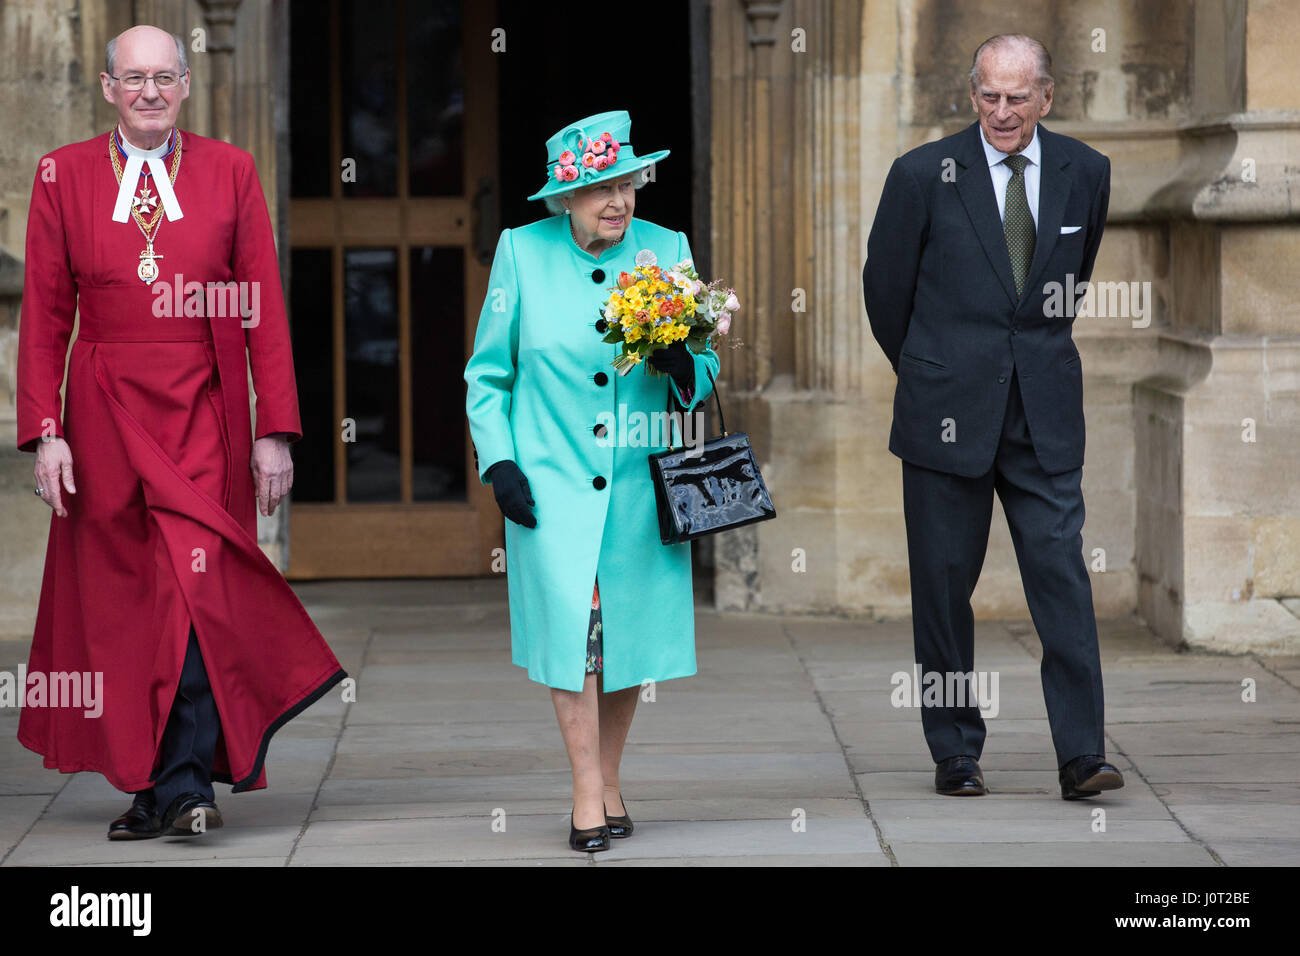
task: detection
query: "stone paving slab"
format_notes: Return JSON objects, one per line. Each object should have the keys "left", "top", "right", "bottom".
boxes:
{"left": 308, "top": 796, "right": 866, "bottom": 823}
{"left": 1209, "top": 841, "right": 1300, "bottom": 866}
{"left": 289, "top": 816, "right": 881, "bottom": 865}
{"left": 1163, "top": 804, "right": 1300, "bottom": 841}
{"left": 1, "top": 580, "right": 1297, "bottom": 866}
{"left": 0, "top": 794, "right": 50, "bottom": 858}
{"left": 889, "top": 843, "right": 1218, "bottom": 866}
{"left": 877, "top": 816, "right": 1188, "bottom": 844}
{"left": 864, "top": 795, "right": 1175, "bottom": 821}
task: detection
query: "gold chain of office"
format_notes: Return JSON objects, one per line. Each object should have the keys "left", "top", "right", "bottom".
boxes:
{"left": 109, "top": 129, "right": 182, "bottom": 283}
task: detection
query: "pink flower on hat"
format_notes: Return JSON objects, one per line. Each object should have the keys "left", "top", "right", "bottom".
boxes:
{"left": 582, "top": 152, "right": 596, "bottom": 167}
{"left": 591, "top": 139, "right": 606, "bottom": 155}
{"left": 553, "top": 164, "right": 564, "bottom": 181}
{"left": 558, "top": 149, "right": 576, "bottom": 165}
{"left": 561, "top": 165, "right": 579, "bottom": 182}
{"left": 593, "top": 155, "right": 609, "bottom": 170}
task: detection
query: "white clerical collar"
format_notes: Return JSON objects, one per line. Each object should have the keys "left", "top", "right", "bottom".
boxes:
{"left": 980, "top": 124, "right": 1041, "bottom": 169}
{"left": 112, "top": 124, "right": 183, "bottom": 223}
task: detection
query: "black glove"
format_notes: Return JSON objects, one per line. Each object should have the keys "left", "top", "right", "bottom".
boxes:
{"left": 485, "top": 460, "right": 536, "bottom": 528}
{"left": 647, "top": 340, "right": 695, "bottom": 393}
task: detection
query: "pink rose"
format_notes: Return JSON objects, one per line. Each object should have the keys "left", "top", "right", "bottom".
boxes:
{"left": 725, "top": 293, "right": 740, "bottom": 312}
{"left": 577, "top": 137, "right": 585, "bottom": 149}
{"left": 601, "top": 132, "right": 612, "bottom": 142}
{"left": 608, "top": 138, "right": 620, "bottom": 150}
{"left": 582, "top": 152, "right": 595, "bottom": 167}
{"left": 553, "top": 164, "right": 564, "bottom": 181}
{"left": 558, "top": 149, "right": 575, "bottom": 165}
{"left": 717, "top": 313, "right": 732, "bottom": 335}
{"left": 593, "top": 155, "right": 609, "bottom": 170}
{"left": 562, "top": 165, "right": 579, "bottom": 182}
{"left": 591, "top": 139, "right": 606, "bottom": 155}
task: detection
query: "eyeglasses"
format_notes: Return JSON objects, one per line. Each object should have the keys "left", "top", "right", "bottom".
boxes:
{"left": 111, "top": 71, "right": 185, "bottom": 91}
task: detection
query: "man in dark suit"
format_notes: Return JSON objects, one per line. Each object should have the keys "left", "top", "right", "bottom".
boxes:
{"left": 863, "top": 34, "right": 1124, "bottom": 800}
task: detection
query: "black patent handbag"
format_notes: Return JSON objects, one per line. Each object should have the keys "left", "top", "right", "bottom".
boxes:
{"left": 647, "top": 365, "right": 777, "bottom": 544}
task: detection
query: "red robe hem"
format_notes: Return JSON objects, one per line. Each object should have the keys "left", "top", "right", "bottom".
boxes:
{"left": 17, "top": 666, "right": 345, "bottom": 793}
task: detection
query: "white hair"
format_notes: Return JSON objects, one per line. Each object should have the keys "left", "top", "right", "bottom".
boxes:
{"left": 106, "top": 31, "right": 188, "bottom": 76}
{"left": 541, "top": 164, "right": 655, "bottom": 216}
{"left": 969, "top": 34, "right": 1053, "bottom": 91}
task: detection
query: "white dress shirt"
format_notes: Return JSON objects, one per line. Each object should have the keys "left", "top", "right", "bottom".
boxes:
{"left": 980, "top": 125, "right": 1041, "bottom": 228}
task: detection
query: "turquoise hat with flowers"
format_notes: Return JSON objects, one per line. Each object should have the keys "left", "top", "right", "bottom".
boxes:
{"left": 527, "top": 109, "right": 670, "bottom": 202}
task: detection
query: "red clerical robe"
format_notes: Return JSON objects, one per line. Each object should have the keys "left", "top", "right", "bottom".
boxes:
{"left": 15, "top": 128, "right": 345, "bottom": 793}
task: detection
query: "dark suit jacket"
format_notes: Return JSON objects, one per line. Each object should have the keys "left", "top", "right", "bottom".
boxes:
{"left": 863, "top": 121, "right": 1109, "bottom": 478}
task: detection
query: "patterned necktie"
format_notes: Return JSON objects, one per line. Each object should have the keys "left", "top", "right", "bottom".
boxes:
{"left": 1002, "top": 154, "right": 1034, "bottom": 297}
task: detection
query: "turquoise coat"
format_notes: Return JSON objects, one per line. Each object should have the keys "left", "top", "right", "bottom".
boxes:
{"left": 464, "top": 215, "right": 719, "bottom": 692}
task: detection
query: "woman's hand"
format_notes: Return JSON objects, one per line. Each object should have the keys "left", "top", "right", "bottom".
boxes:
{"left": 487, "top": 460, "right": 537, "bottom": 528}
{"left": 647, "top": 341, "right": 695, "bottom": 393}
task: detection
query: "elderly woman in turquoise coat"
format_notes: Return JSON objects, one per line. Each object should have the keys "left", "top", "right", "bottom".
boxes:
{"left": 464, "top": 111, "right": 719, "bottom": 852}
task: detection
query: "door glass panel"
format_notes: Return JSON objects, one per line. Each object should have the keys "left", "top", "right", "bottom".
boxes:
{"left": 289, "top": 0, "right": 331, "bottom": 198}
{"left": 344, "top": 248, "right": 400, "bottom": 501}
{"left": 340, "top": 0, "right": 399, "bottom": 196}
{"left": 289, "top": 248, "right": 335, "bottom": 502}
{"left": 411, "top": 245, "right": 466, "bottom": 500}
{"left": 406, "top": 0, "right": 463, "bottom": 197}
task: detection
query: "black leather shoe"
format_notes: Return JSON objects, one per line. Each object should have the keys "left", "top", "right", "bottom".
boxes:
{"left": 160, "top": 792, "right": 223, "bottom": 836}
{"left": 569, "top": 812, "right": 610, "bottom": 853}
{"left": 604, "top": 790, "right": 633, "bottom": 839}
{"left": 1059, "top": 755, "right": 1124, "bottom": 800}
{"left": 935, "top": 755, "right": 987, "bottom": 796}
{"left": 107, "top": 792, "right": 161, "bottom": 840}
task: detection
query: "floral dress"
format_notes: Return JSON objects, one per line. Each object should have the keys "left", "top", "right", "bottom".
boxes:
{"left": 585, "top": 576, "right": 603, "bottom": 674}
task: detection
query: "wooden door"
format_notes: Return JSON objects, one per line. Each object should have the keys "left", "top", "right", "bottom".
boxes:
{"left": 285, "top": 0, "right": 500, "bottom": 577}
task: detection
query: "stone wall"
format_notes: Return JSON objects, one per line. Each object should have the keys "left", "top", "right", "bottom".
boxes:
{"left": 708, "top": 0, "right": 1299, "bottom": 652}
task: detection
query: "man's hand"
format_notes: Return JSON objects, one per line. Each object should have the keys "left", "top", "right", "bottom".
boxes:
{"left": 251, "top": 434, "right": 294, "bottom": 516}
{"left": 34, "top": 436, "right": 76, "bottom": 518}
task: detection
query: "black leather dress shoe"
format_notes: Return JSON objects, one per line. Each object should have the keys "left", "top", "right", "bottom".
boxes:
{"left": 107, "top": 792, "right": 161, "bottom": 840}
{"left": 1059, "top": 755, "right": 1124, "bottom": 800}
{"left": 569, "top": 813, "right": 610, "bottom": 853}
{"left": 160, "top": 792, "right": 223, "bottom": 836}
{"left": 935, "top": 755, "right": 987, "bottom": 796}
{"left": 604, "top": 791, "right": 633, "bottom": 839}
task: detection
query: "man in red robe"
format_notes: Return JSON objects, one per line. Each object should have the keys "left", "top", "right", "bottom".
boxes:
{"left": 16, "top": 25, "right": 345, "bottom": 839}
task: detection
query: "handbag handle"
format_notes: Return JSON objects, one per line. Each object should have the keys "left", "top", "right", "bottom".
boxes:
{"left": 666, "top": 363, "right": 725, "bottom": 451}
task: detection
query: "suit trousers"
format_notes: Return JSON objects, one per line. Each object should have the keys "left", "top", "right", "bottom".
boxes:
{"left": 901, "top": 367, "right": 1106, "bottom": 768}
{"left": 139, "top": 624, "right": 220, "bottom": 812}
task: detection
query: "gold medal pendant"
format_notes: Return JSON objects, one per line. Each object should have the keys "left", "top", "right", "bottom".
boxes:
{"left": 137, "top": 242, "right": 163, "bottom": 284}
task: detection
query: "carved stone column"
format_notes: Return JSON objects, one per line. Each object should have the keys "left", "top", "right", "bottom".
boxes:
{"left": 710, "top": 0, "right": 883, "bottom": 614}
{"left": 197, "top": 0, "right": 241, "bottom": 143}
{"left": 1133, "top": 0, "right": 1300, "bottom": 652}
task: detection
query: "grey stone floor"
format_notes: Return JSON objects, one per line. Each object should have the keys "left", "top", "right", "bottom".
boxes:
{"left": 2, "top": 578, "right": 1298, "bottom": 866}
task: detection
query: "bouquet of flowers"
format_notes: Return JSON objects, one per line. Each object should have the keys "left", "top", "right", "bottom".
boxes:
{"left": 599, "top": 256, "right": 738, "bottom": 376}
